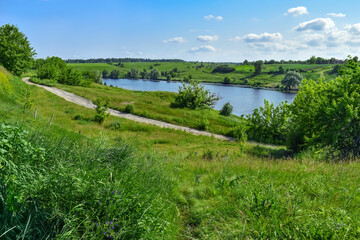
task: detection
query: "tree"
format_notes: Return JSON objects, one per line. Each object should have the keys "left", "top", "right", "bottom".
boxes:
{"left": 109, "top": 70, "right": 120, "bottom": 79}
{"left": 253, "top": 60, "right": 263, "bottom": 75}
{"left": 220, "top": 102, "right": 233, "bottom": 116}
{"left": 93, "top": 97, "right": 110, "bottom": 124}
{"left": 0, "top": 24, "right": 36, "bottom": 76}
{"left": 149, "top": 69, "right": 160, "bottom": 80}
{"left": 126, "top": 68, "right": 139, "bottom": 79}
{"left": 172, "top": 80, "right": 219, "bottom": 109}
{"left": 308, "top": 56, "right": 317, "bottom": 64}
{"left": 36, "top": 56, "right": 67, "bottom": 81}
{"left": 279, "top": 66, "right": 285, "bottom": 74}
{"left": 102, "top": 70, "right": 109, "bottom": 78}
{"left": 289, "top": 58, "right": 360, "bottom": 158}
{"left": 281, "top": 71, "right": 303, "bottom": 90}
{"left": 243, "top": 60, "right": 249, "bottom": 65}
{"left": 353, "top": 56, "right": 358, "bottom": 63}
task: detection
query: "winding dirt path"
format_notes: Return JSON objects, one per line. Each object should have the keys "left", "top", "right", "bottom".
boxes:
{"left": 23, "top": 78, "right": 234, "bottom": 141}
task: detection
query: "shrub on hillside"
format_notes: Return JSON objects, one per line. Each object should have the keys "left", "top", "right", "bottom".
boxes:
{"left": 172, "top": 80, "right": 219, "bottom": 109}
{"left": 123, "top": 104, "right": 134, "bottom": 113}
{"left": 93, "top": 97, "right": 110, "bottom": 124}
{"left": 220, "top": 102, "right": 233, "bottom": 116}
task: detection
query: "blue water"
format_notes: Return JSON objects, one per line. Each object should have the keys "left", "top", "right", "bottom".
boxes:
{"left": 103, "top": 79, "right": 296, "bottom": 116}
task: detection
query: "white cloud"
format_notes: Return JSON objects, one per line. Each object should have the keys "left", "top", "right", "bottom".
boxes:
{"left": 162, "top": 37, "right": 185, "bottom": 43}
{"left": 242, "top": 32, "right": 283, "bottom": 42}
{"left": 204, "top": 15, "right": 223, "bottom": 21}
{"left": 285, "top": 6, "right": 308, "bottom": 17}
{"left": 197, "top": 35, "right": 219, "bottom": 42}
{"left": 346, "top": 23, "right": 360, "bottom": 35}
{"left": 302, "top": 33, "right": 325, "bottom": 47}
{"left": 294, "top": 18, "right": 335, "bottom": 31}
{"left": 190, "top": 45, "right": 216, "bottom": 53}
{"left": 327, "top": 13, "right": 346, "bottom": 18}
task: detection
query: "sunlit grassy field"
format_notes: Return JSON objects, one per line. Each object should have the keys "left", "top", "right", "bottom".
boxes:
{"left": 1, "top": 69, "right": 359, "bottom": 239}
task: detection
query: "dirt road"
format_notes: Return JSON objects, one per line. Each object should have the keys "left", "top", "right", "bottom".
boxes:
{"left": 23, "top": 78, "right": 234, "bottom": 141}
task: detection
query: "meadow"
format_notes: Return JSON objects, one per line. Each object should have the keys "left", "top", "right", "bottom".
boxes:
{"left": 68, "top": 62, "right": 338, "bottom": 88}
{"left": 1, "top": 66, "right": 360, "bottom": 239}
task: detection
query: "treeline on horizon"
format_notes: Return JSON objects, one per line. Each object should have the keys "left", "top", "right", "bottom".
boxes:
{"left": 65, "top": 58, "right": 185, "bottom": 63}
{"left": 64, "top": 56, "right": 346, "bottom": 65}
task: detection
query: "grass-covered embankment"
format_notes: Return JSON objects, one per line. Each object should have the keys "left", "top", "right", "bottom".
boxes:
{"left": 1, "top": 68, "right": 360, "bottom": 239}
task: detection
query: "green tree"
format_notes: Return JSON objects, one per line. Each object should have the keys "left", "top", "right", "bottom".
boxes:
{"left": 247, "top": 100, "right": 290, "bottom": 144}
{"left": 0, "top": 24, "right": 36, "bottom": 76}
{"left": 109, "top": 70, "right": 120, "bottom": 79}
{"left": 281, "top": 71, "right": 303, "bottom": 91}
{"left": 149, "top": 69, "right": 161, "bottom": 80}
{"left": 127, "top": 68, "right": 139, "bottom": 79}
{"left": 102, "top": 70, "right": 109, "bottom": 78}
{"left": 220, "top": 102, "right": 233, "bottom": 116}
{"left": 290, "top": 58, "right": 360, "bottom": 158}
{"left": 172, "top": 80, "right": 219, "bottom": 109}
{"left": 279, "top": 66, "right": 285, "bottom": 74}
{"left": 308, "top": 56, "right": 317, "bottom": 64}
{"left": 93, "top": 97, "right": 110, "bottom": 124}
{"left": 253, "top": 60, "right": 263, "bottom": 75}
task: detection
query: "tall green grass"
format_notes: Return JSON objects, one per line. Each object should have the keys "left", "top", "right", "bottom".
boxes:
{"left": 0, "top": 121, "right": 178, "bottom": 239}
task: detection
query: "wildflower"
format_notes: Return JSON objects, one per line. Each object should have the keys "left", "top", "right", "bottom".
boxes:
{"left": 104, "top": 231, "right": 106, "bottom": 235}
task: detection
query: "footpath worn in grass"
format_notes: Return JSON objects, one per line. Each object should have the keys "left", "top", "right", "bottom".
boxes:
{"left": 1, "top": 70, "right": 360, "bottom": 239}
{"left": 68, "top": 62, "right": 338, "bottom": 88}
{"left": 56, "top": 83, "right": 243, "bottom": 136}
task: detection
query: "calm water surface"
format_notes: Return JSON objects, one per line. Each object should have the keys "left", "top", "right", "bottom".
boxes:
{"left": 103, "top": 79, "right": 296, "bottom": 116}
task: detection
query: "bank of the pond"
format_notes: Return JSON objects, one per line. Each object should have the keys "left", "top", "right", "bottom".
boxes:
{"left": 103, "top": 78, "right": 297, "bottom": 116}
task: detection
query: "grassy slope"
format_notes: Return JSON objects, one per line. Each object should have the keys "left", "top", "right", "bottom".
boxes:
{"left": 68, "top": 62, "right": 338, "bottom": 88}
{"left": 56, "top": 83, "right": 243, "bottom": 136}
{"left": 1, "top": 68, "right": 360, "bottom": 239}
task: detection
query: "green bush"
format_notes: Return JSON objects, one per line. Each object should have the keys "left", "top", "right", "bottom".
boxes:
{"left": 230, "top": 123, "right": 248, "bottom": 142}
{"left": 107, "top": 121, "right": 122, "bottom": 130}
{"left": 172, "top": 80, "right": 219, "bottom": 109}
{"left": 220, "top": 102, "right": 233, "bottom": 116}
{"left": 123, "top": 104, "right": 134, "bottom": 113}
{"left": 223, "top": 76, "right": 231, "bottom": 84}
{"left": 198, "top": 118, "right": 210, "bottom": 131}
{"left": 93, "top": 97, "right": 110, "bottom": 124}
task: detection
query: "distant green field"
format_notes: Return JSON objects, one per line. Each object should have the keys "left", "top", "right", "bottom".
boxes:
{"left": 68, "top": 62, "right": 338, "bottom": 88}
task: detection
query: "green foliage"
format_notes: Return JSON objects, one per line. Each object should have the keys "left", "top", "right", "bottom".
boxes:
{"left": 219, "top": 102, "right": 233, "bottom": 116}
{"left": 247, "top": 100, "right": 290, "bottom": 144}
{"left": 149, "top": 68, "right": 161, "bottom": 80}
{"left": 0, "top": 122, "right": 177, "bottom": 239}
{"left": 123, "top": 104, "right": 134, "bottom": 113}
{"left": 198, "top": 118, "right": 210, "bottom": 131}
{"left": 126, "top": 68, "right": 139, "bottom": 79}
{"left": 290, "top": 59, "right": 360, "bottom": 158}
{"left": 172, "top": 80, "right": 219, "bottom": 110}
{"left": 223, "top": 76, "right": 231, "bottom": 84}
{"left": 109, "top": 69, "right": 120, "bottom": 79}
{"left": 279, "top": 66, "right": 285, "bottom": 74}
{"left": 0, "top": 71, "right": 11, "bottom": 94}
{"left": 36, "top": 57, "right": 85, "bottom": 86}
{"left": 230, "top": 122, "right": 247, "bottom": 142}
{"left": 93, "top": 97, "right": 110, "bottom": 124}
{"left": 0, "top": 24, "right": 35, "bottom": 76}
{"left": 102, "top": 70, "right": 109, "bottom": 78}
{"left": 36, "top": 57, "right": 67, "bottom": 81}
{"left": 254, "top": 60, "right": 264, "bottom": 75}
{"left": 281, "top": 71, "right": 303, "bottom": 90}
{"left": 107, "top": 121, "right": 122, "bottom": 130}
{"left": 82, "top": 70, "right": 102, "bottom": 84}
{"left": 212, "top": 65, "right": 235, "bottom": 74}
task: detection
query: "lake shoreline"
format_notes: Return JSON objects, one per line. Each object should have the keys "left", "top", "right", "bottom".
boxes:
{"left": 104, "top": 78, "right": 299, "bottom": 93}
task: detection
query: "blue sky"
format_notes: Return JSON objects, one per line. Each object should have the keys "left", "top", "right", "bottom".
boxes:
{"left": 1, "top": 0, "right": 360, "bottom": 61}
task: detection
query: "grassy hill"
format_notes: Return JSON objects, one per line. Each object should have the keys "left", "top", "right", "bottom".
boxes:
{"left": 1, "top": 67, "right": 359, "bottom": 239}
{"left": 68, "top": 62, "right": 338, "bottom": 88}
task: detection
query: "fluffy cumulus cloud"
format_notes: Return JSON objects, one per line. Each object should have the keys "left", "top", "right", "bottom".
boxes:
{"left": 190, "top": 45, "right": 216, "bottom": 53}
{"left": 284, "top": 6, "right": 309, "bottom": 17}
{"left": 302, "top": 33, "right": 325, "bottom": 47}
{"left": 242, "top": 32, "right": 283, "bottom": 42}
{"left": 197, "top": 35, "right": 219, "bottom": 42}
{"left": 204, "top": 15, "right": 223, "bottom": 21}
{"left": 162, "top": 37, "right": 185, "bottom": 43}
{"left": 294, "top": 18, "right": 335, "bottom": 31}
{"left": 346, "top": 23, "right": 360, "bottom": 35}
{"left": 327, "top": 13, "right": 346, "bottom": 18}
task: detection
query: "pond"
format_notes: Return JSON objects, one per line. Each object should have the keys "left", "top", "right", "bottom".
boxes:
{"left": 103, "top": 79, "right": 296, "bottom": 116}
